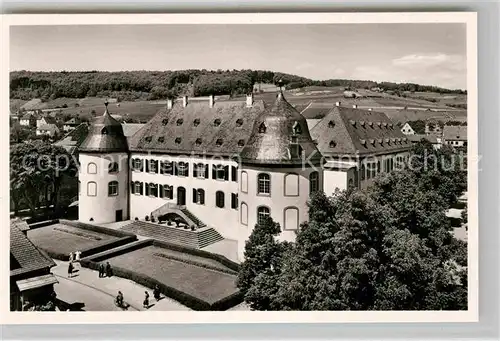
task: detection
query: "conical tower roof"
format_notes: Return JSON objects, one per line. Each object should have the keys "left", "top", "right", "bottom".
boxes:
{"left": 240, "top": 92, "right": 323, "bottom": 166}
{"left": 79, "top": 101, "right": 128, "bottom": 153}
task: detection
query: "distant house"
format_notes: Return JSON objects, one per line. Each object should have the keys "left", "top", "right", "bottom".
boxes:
{"left": 10, "top": 219, "right": 57, "bottom": 311}
{"left": 19, "top": 113, "right": 37, "bottom": 127}
{"left": 63, "top": 118, "right": 81, "bottom": 132}
{"left": 425, "top": 121, "right": 443, "bottom": 135}
{"left": 36, "top": 116, "right": 57, "bottom": 128}
{"left": 443, "top": 125, "right": 467, "bottom": 147}
{"left": 407, "top": 134, "right": 441, "bottom": 150}
{"left": 343, "top": 90, "right": 362, "bottom": 98}
{"left": 253, "top": 83, "right": 279, "bottom": 93}
{"left": 400, "top": 122, "right": 416, "bottom": 135}
{"left": 36, "top": 123, "right": 60, "bottom": 137}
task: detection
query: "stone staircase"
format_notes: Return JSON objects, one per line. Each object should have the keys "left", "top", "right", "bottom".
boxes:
{"left": 150, "top": 204, "right": 207, "bottom": 229}
{"left": 120, "top": 220, "right": 223, "bottom": 249}
{"left": 180, "top": 208, "right": 207, "bottom": 228}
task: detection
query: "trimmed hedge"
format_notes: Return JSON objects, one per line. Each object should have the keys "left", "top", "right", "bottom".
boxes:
{"left": 79, "top": 236, "right": 138, "bottom": 259}
{"left": 152, "top": 252, "right": 237, "bottom": 276}
{"left": 28, "top": 219, "right": 60, "bottom": 230}
{"left": 81, "top": 240, "right": 151, "bottom": 263}
{"left": 39, "top": 247, "right": 70, "bottom": 261}
{"left": 151, "top": 240, "right": 240, "bottom": 272}
{"left": 59, "top": 219, "right": 136, "bottom": 238}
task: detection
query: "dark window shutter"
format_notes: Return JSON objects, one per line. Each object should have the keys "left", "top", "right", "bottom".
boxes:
{"left": 232, "top": 166, "right": 237, "bottom": 182}
{"left": 205, "top": 164, "right": 209, "bottom": 178}
{"left": 159, "top": 184, "right": 164, "bottom": 198}
{"left": 212, "top": 165, "right": 216, "bottom": 179}
{"left": 154, "top": 160, "right": 159, "bottom": 173}
{"left": 139, "top": 182, "right": 144, "bottom": 195}
{"left": 193, "top": 188, "right": 197, "bottom": 203}
{"left": 193, "top": 163, "right": 197, "bottom": 177}
{"left": 130, "top": 181, "right": 135, "bottom": 194}
{"left": 173, "top": 161, "right": 178, "bottom": 176}
{"left": 224, "top": 165, "right": 229, "bottom": 181}
{"left": 185, "top": 163, "right": 189, "bottom": 176}
{"left": 231, "top": 193, "right": 235, "bottom": 209}
{"left": 159, "top": 161, "right": 164, "bottom": 174}
{"left": 145, "top": 183, "right": 150, "bottom": 196}
{"left": 146, "top": 160, "right": 150, "bottom": 173}
{"left": 140, "top": 160, "right": 144, "bottom": 172}
{"left": 169, "top": 186, "right": 174, "bottom": 199}
{"left": 200, "top": 190, "right": 205, "bottom": 204}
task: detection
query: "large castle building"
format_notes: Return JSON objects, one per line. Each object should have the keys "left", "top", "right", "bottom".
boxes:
{"left": 77, "top": 92, "right": 410, "bottom": 260}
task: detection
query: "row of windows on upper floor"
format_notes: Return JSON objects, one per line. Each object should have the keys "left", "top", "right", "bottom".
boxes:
{"left": 360, "top": 155, "right": 409, "bottom": 181}
{"left": 243, "top": 171, "right": 320, "bottom": 197}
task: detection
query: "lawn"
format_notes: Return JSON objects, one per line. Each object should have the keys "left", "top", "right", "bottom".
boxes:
{"left": 106, "top": 246, "right": 239, "bottom": 304}
{"left": 27, "top": 223, "right": 117, "bottom": 256}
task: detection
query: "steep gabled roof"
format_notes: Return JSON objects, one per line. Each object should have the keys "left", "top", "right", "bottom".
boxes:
{"left": 41, "top": 116, "right": 57, "bottom": 124}
{"left": 128, "top": 99, "right": 266, "bottom": 156}
{"left": 10, "top": 220, "right": 55, "bottom": 278}
{"left": 311, "top": 106, "right": 411, "bottom": 157}
{"left": 443, "top": 125, "right": 467, "bottom": 141}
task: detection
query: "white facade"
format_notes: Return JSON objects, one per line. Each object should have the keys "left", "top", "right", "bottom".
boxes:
{"left": 78, "top": 153, "right": 129, "bottom": 223}
{"left": 401, "top": 123, "right": 415, "bottom": 135}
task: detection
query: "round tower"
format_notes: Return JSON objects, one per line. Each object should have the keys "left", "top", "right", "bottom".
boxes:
{"left": 78, "top": 102, "right": 129, "bottom": 224}
{"left": 237, "top": 91, "right": 324, "bottom": 259}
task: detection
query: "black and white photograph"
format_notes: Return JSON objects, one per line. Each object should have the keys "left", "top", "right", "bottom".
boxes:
{"left": 2, "top": 13, "right": 477, "bottom": 322}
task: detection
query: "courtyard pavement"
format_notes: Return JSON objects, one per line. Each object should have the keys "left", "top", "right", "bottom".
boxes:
{"left": 52, "top": 260, "right": 191, "bottom": 311}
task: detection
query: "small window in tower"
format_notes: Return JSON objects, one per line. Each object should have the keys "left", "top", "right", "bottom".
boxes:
{"left": 292, "top": 121, "right": 302, "bottom": 135}
{"left": 329, "top": 141, "right": 337, "bottom": 148}
{"left": 158, "top": 136, "right": 165, "bottom": 143}
{"left": 162, "top": 118, "right": 169, "bottom": 126}
{"left": 328, "top": 120, "right": 335, "bottom": 128}
{"left": 101, "top": 127, "right": 108, "bottom": 135}
{"left": 145, "top": 136, "right": 152, "bottom": 142}
{"left": 193, "top": 118, "right": 200, "bottom": 127}
{"left": 237, "top": 139, "right": 245, "bottom": 147}
{"left": 216, "top": 139, "right": 223, "bottom": 146}
{"left": 176, "top": 119, "right": 183, "bottom": 126}
{"left": 195, "top": 138, "right": 202, "bottom": 146}
{"left": 175, "top": 137, "right": 182, "bottom": 144}
{"left": 108, "top": 162, "right": 119, "bottom": 173}
{"left": 214, "top": 118, "right": 221, "bottom": 127}
{"left": 236, "top": 118, "right": 243, "bottom": 126}
{"left": 258, "top": 122, "right": 266, "bottom": 133}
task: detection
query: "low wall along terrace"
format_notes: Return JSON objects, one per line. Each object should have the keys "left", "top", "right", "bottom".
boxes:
{"left": 80, "top": 239, "right": 243, "bottom": 311}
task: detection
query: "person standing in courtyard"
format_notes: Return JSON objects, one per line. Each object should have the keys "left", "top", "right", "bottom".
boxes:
{"left": 143, "top": 291, "right": 149, "bottom": 309}
{"left": 98, "top": 263, "right": 104, "bottom": 278}
{"left": 67, "top": 261, "right": 73, "bottom": 278}
{"left": 153, "top": 285, "right": 161, "bottom": 301}
{"left": 105, "top": 261, "right": 112, "bottom": 277}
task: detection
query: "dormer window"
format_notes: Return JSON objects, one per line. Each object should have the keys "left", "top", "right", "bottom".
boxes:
{"left": 292, "top": 121, "right": 302, "bottom": 135}
{"left": 350, "top": 120, "right": 356, "bottom": 127}
{"left": 370, "top": 139, "right": 375, "bottom": 145}
{"left": 145, "top": 136, "right": 152, "bottom": 142}
{"left": 328, "top": 121, "right": 335, "bottom": 128}
{"left": 360, "top": 139, "right": 367, "bottom": 146}
{"left": 360, "top": 121, "right": 365, "bottom": 127}
{"left": 193, "top": 118, "right": 200, "bottom": 127}
{"left": 236, "top": 118, "right": 243, "bottom": 127}
{"left": 378, "top": 139, "right": 383, "bottom": 145}
{"left": 368, "top": 122, "right": 374, "bottom": 128}
{"left": 158, "top": 137, "right": 165, "bottom": 143}
{"left": 377, "top": 122, "right": 382, "bottom": 127}
{"left": 195, "top": 138, "right": 202, "bottom": 146}
{"left": 214, "top": 118, "right": 221, "bottom": 127}
{"left": 237, "top": 139, "right": 245, "bottom": 147}
{"left": 101, "top": 127, "right": 108, "bottom": 135}
{"left": 162, "top": 119, "right": 169, "bottom": 126}
{"left": 175, "top": 137, "right": 182, "bottom": 144}
{"left": 176, "top": 119, "right": 183, "bottom": 126}
{"left": 258, "top": 122, "right": 266, "bottom": 133}
{"left": 216, "top": 139, "right": 223, "bottom": 146}
{"left": 383, "top": 122, "right": 388, "bottom": 128}
{"left": 329, "top": 141, "right": 337, "bottom": 148}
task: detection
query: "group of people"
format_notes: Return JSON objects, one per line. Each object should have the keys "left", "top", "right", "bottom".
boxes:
{"left": 67, "top": 251, "right": 82, "bottom": 278}
{"left": 98, "top": 261, "right": 113, "bottom": 278}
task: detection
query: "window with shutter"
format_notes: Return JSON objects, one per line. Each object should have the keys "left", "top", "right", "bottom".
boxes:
{"left": 231, "top": 166, "right": 238, "bottom": 182}
{"left": 224, "top": 165, "right": 229, "bottom": 181}
{"left": 173, "top": 161, "right": 178, "bottom": 176}
{"left": 212, "top": 165, "right": 217, "bottom": 179}
{"left": 193, "top": 163, "right": 198, "bottom": 177}
{"left": 159, "top": 184, "right": 164, "bottom": 198}
{"left": 130, "top": 181, "right": 135, "bottom": 194}
{"left": 216, "top": 191, "right": 225, "bottom": 208}
{"left": 145, "top": 183, "right": 150, "bottom": 196}
{"left": 231, "top": 193, "right": 238, "bottom": 210}
{"left": 192, "top": 189, "right": 197, "bottom": 203}
{"left": 145, "top": 160, "right": 150, "bottom": 173}
{"left": 139, "top": 160, "right": 144, "bottom": 172}
{"left": 205, "top": 165, "right": 209, "bottom": 178}
{"left": 199, "top": 189, "right": 205, "bottom": 204}
{"left": 139, "top": 182, "right": 144, "bottom": 195}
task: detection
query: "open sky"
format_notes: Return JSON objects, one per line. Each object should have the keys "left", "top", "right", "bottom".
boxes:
{"left": 10, "top": 24, "right": 467, "bottom": 90}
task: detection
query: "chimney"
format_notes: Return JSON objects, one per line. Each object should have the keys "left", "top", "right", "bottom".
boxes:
{"left": 246, "top": 93, "right": 254, "bottom": 107}
{"left": 352, "top": 104, "right": 358, "bottom": 109}
{"left": 182, "top": 96, "right": 188, "bottom": 108}
{"left": 335, "top": 101, "right": 341, "bottom": 107}
{"left": 209, "top": 94, "right": 215, "bottom": 108}
{"left": 167, "top": 98, "right": 173, "bottom": 110}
